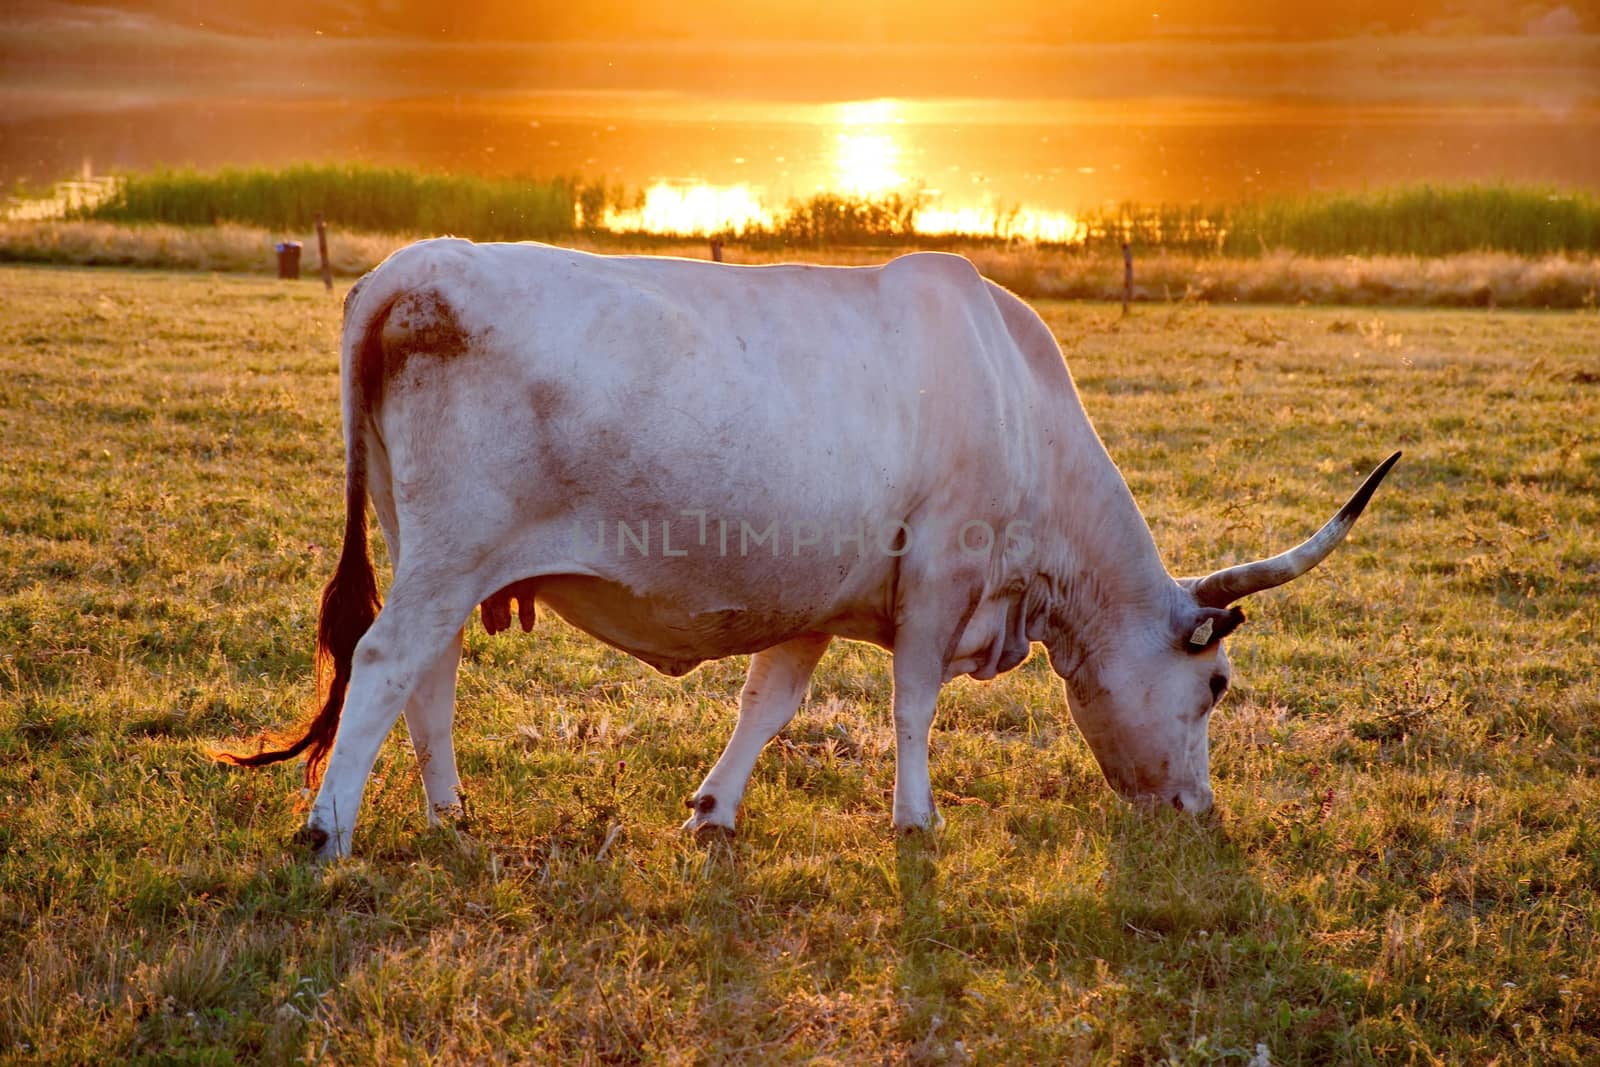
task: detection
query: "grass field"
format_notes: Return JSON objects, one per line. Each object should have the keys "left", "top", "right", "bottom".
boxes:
{"left": 1, "top": 263, "right": 1598, "bottom": 1063}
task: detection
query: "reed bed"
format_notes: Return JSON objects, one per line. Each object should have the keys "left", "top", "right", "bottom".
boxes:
{"left": 748, "top": 191, "right": 924, "bottom": 247}
{"left": 52, "top": 165, "right": 1600, "bottom": 260}
{"left": 1218, "top": 186, "right": 1600, "bottom": 258}
{"left": 1058, "top": 187, "right": 1600, "bottom": 258}
{"left": 79, "top": 164, "right": 595, "bottom": 242}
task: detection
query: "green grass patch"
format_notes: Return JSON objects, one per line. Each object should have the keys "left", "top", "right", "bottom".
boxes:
{"left": 1, "top": 265, "right": 1598, "bottom": 1062}
{"left": 1218, "top": 185, "right": 1600, "bottom": 258}
{"left": 1069, "top": 185, "right": 1600, "bottom": 257}
{"left": 80, "top": 164, "right": 601, "bottom": 242}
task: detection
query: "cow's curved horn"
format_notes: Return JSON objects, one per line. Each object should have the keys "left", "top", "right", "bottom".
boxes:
{"left": 1190, "top": 451, "right": 1401, "bottom": 608}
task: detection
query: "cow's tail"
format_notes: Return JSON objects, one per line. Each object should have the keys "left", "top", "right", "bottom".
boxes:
{"left": 216, "top": 275, "right": 391, "bottom": 788}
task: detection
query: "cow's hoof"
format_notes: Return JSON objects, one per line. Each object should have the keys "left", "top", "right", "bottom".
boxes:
{"left": 428, "top": 801, "right": 469, "bottom": 830}
{"left": 686, "top": 820, "right": 736, "bottom": 845}
{"left": 892, "top": 807, "right": 945, "bottom": 835}
{"left": 681, "top": 793, "right": 736, "bottom": 839}
{"left": 291, "top": 824, "right": 331, "bottom": 857}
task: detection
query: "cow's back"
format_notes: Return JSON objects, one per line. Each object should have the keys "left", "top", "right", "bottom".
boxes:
{"left": 352, "top": 240, "right": 1070, "bottom": 657}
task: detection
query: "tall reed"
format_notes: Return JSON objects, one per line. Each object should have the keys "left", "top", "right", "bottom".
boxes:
{"left": 81, "top": 164, "right": 593, "bottom": 241}
{"left": 753, "top": 192, "right": 923, "bottom": 247}
{"left": 1217, "top": 185, "right": 1600, "bottom": 257}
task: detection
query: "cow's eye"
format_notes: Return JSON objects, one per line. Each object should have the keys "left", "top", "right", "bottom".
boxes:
{"left": 1209, "top": 674, "right": 1229, "bottom": 702}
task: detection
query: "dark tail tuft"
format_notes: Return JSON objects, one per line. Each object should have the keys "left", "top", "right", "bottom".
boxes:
{"left": 215, "top": 488, "right": 380, "bottom": 788}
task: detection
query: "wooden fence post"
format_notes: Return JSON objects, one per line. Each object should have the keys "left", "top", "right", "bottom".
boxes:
{"left": 316, "top": 213, "right": 333, "bottom": 292}
{"left": 709, "top": 237, "right": 724, "bottom": 263}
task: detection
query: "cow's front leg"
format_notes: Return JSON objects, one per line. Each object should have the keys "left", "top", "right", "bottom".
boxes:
{"left": 402, "top": 629, "right": 465, "bottom": 824}
{"left": 684, "top": 633, "right": 832, "bottom": 836}
{"left": 888, "top": 566, "right": 983, "bottom": 832}
{"left": 890, "top": 645, "right": 946, "bottom": 832}
{"left": 305, "top": 577, "right": 474, "bottom": 859}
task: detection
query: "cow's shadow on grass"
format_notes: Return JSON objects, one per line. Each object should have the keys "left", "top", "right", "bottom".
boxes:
{"left": 894, "top": 832, "right": 974, "bottom": 1059}
{"left": 891, "top": 807, "right": 1352, "bottom": 1058}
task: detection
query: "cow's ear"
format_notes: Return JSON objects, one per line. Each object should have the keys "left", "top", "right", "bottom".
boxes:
{"left": 1186, "top": 606, "right": 1245, "bottom": 651}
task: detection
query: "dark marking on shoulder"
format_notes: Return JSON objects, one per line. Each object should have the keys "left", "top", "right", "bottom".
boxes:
{"left": 528, "top": 380, "right": 567, "bottom": 421}
{"left": 380, "top": 288, "right": 475, "bottom": 383}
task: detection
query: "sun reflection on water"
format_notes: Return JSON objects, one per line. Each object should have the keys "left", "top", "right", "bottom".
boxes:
{"left": 597, "top": 98, "right": 1084, "bottom": 244}
{"left": 604, "top": 182, "right": 772, "bottom": 235}
{"left": 917, "top": 205, "right": 1085, "bottom": 243}
{"left": 832, "top": 98, "right": 906, "bottom": 196}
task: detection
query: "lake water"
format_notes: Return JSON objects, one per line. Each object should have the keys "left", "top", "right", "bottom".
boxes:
{"left": 5, "top": 90, "right": 1597, "bottom": 237}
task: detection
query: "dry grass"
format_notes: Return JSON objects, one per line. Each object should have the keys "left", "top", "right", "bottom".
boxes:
{"left": 1, "top": 264, "right": 1599, "bottom": 1063}
{"left": 5, "top": 220, "right": 1598, "bottom": 309}
{"left": 970, "top": 246, "right": 1600, "bottom": 310}
{"left": 0, "top": 220, "right": 402, "bottom": 277}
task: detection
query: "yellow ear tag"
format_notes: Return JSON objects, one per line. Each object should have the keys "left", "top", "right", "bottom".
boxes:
{"left": 1189, "top": 618, "right": 1215, "bottom": 647}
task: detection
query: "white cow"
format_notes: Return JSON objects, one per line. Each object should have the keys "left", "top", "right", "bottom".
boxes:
{"left": 223, "top": 239, "right": 1398, "bottom": 858}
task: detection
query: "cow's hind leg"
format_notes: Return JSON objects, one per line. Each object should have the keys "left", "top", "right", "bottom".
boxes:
{"left": 684, "top": 633, "right": 831, "bottom": 836}
{"left": 305, "top": 573, "right": 476, "bottom": 858}
{"left": 402, "top": 630, "right": 465, "bottom": 824}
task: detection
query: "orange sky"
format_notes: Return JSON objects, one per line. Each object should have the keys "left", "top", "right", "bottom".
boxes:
{"left": 22, "top": 0, "right": 1600, "bottom": 42}
{"left": 441, "top": 0, "right": 1595, "bottom": 42}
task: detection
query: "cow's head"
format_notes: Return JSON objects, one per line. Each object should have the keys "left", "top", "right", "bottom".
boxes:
{"left": 1049, "top": 452, "right": 1400, "bottom": 814}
